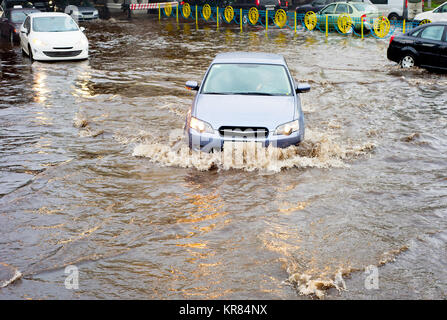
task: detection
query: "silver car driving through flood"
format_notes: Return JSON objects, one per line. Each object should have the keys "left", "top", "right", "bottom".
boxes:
{"left": 184, "top": 52, "right": 310, "bottom": 152}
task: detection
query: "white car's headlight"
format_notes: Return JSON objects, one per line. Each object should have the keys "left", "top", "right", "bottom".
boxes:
{"left": 94, "top": 10, "right": 99, "bottom": 15}
{"left": 190, "top": 117, "right": 214, "bottom": 134}
{"left": 32, "top": 39, "right": 47, "bottom": 47}
{"left": 76, "top": 37, "right": 88, "bottom": 47}
{"left": 274, "top": 120, "right": 299, "bottom": 136}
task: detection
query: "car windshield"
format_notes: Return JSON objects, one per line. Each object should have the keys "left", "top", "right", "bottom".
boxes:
{"left": 32, "top": 16, "right": 79, "bottom": 32}
{"left": 352, "top": 3, "right": 376, "bottom": 12}
{"left": 201, "top": 63, "right": 293, "bottom": 96}
{"left": 10, "top": 10, "right": 36, "bottom": 23}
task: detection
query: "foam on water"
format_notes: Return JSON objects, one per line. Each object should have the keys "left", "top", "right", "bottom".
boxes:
{"left": 286, "top": 245, "right": 409, "bottom": 299}
{"left": 131, "top": 129, "right": 375, "bottom": 172}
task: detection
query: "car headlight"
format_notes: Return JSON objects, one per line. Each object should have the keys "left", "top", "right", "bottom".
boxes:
{"left": 32, "top": 39, "right": 47, "bottom": 47}
{"left": 77, "top": 37, "right": 88, "bottom": 46}
{"left": 94, "top": 10, "right": 99, "bottom": 15}
{"left": 190, "top": 116, "right": 214, "bottom": 134}
{"left": 274, "top": 120, "right": 299, "bottom": 136}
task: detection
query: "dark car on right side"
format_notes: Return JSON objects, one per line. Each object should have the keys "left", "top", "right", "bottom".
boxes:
{"left": 387, "top": 22, "right": 447, "bottom": 71}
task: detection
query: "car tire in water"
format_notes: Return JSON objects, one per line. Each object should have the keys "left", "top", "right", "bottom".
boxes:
{"left": 400, "top": 54, "right": 415, "bottom": 68}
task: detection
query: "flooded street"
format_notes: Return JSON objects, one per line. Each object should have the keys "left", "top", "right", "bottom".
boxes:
{"left": 0, "top": 16, "right": 446, "bottom": 299}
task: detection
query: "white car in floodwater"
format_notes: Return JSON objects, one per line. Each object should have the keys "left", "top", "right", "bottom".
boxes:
{"left": 19, "top": 12, "right": 89, "bottom": 61}
{"left": 414, "top": 1, "right": 447, "bottom": 24}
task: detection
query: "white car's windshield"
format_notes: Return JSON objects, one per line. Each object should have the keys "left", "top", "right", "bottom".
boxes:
{"left": 201, "top": 63, "right": 293, "bottom": 96}
{"left": 32, "top": 16, "right": 79, "bottom": 32}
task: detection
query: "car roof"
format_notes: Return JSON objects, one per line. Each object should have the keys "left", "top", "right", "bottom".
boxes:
{"left": 212, "top": 52, "right": 286, "bottom": 65}
{"left": 28, "top": 12, "right": 70, "bottom": 18}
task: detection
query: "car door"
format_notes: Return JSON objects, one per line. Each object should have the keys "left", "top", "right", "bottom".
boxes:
{"left": 20, "top": 15, "right": 30, "bottom": 50}
{"left": 319, "top": 3, "right": 337, "bottom": 25}
{"left": 438, "top": 26, "right": 447, "bottom": 69}
{"left": 430, "top": 2, "right": 447, "bottom": 22}
{"left": 414, "top": 24, "right": 444, "bottom": 68}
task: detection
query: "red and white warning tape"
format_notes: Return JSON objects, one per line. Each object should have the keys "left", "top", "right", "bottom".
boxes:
{"left": 129, "top": 1, "right": 179, "bottom": 10}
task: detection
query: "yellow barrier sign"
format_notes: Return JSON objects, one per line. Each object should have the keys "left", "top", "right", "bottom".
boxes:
{"left": 248, "top": 7, "right": 259, "bottom": 25}
{"left": 274, "top": 9, "right": 287, "bottom": 28}
{"left": 164, "top": 2, "right": 172, "bottom": 17}
{"left": 202, "top": 4, "right": 211, "bottom": 21}
{"left": 182, "top": 3, "right": 191, "bottom": 18}
{"left": 419, "top": 19, "right": 432, "bottom": 25}
{"left": 304, "top": 11, "right": 317, "bottom": 31}
{"left": 373, "top": 16, "right": 390, "bottom": 38}
{"left": 337, "top": 13, "right": 352, "bottom": 34}
{"left": 224, "top": 6, "right": 234, "bottom": 23}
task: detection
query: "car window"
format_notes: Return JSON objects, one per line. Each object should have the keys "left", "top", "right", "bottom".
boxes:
{"left": 335, "top": 3, "right": 348, "bottom": 13}
{"left": 434, "top": 3, "right": 447, "bottom": 13}
{"left": 24, "top": 16, "right": 29, "bottom": 29}
{"left": 32, "top": 16, "right": 79, "bottom": 32}
{"left": 320, "top": 3, "right": 336, "bottom": 14}
{"left": 410, "top": 28, "right": 423, "bottom": 37}
{"left": 10, "top": 11, "right": 33, "bottom": 23}
{"left": 419, "top": 25, "right": 445, "bottom": 41}
{"left": 201, "top": 63, "right": 293, "bottom": 96}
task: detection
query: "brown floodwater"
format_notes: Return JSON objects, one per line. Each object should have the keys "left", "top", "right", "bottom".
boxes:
{"left": 0, "top": 15, "right": 446, "bottom": 299}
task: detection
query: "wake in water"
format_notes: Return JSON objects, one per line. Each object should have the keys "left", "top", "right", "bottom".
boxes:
{"left": 131, "top": 129, "right": 375, "bottom": 172}
{"left": 285, "top": 245, "right": 409, "bottom": 299}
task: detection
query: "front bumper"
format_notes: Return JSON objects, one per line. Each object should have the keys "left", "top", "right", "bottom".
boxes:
{"left": 31, "top": 47, "right": 89, "bottom": 61}
{"left": 188, "top": 128, "right": 303, "bottom": 152}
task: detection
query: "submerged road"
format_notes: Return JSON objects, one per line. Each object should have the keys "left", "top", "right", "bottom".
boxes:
{"left": 0, "top": 17, "right": 446, "bottom": 299}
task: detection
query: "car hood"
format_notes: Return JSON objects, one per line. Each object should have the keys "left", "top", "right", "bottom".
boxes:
{"left": 414, "top": 11, "right": 433, "bottom": 21}
{"left": 194, "top": 94, "right": 296, "bottom": 130}
{"left": 31, "top": 31, "right": 85, "bottom": 47}
{"left": 77, "top": 7, "right": 96, "bottom": 12}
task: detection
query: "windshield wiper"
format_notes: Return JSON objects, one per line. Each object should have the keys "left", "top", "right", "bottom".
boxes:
{"left": 203, "top": 92, "right": 232, "bottom": 95}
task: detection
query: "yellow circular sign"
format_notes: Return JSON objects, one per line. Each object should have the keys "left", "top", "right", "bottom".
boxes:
{"left": 224, "top": 6, "right": 234, "bottom": 23}
{"left": 419, "top": 19, "right": 432, "bottom": 25}
{"left": 337, "top": 13, "right": 352, "bottom": 34}
{"left": 373, "top": 16, "right": 390, "bottom": 38}
{"left": 274, "top": 9, "right": 287, "bottom": 28}
{"left": 202, "top": 4, "right": 211, "bottom": 21}
{"left": 248, "top": 7, "right": 259, "bottom": 25}
{"left": 182, "top": 3, "right": 191, "bottom": 18}
{"left": 304, "top": 11, "right": 317, "bottom": 31}
{"left": 164, "top": 3, "right": 172, "bottom": 17}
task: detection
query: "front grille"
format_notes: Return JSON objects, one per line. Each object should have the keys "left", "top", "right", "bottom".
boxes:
{"left": 218, "top": 126, "right": 269, "bottom": 138}
{"left": 43, "top": 50, "right": 82, "bottom": 58}
{"left": 52, "top": 47, "right": 73, "bottom": 50}
{"left": 82, "top": 12, "right": 94, "bottom": 15}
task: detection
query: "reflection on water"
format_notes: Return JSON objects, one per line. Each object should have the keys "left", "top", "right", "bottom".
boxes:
{"left": 0, "top": 17, "right": 446, "bottom": 299}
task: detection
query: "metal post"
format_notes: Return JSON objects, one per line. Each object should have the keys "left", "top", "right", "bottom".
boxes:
{"left": 195, "top": 5, "right": 198, "bottom": 28}
{"left": 294, "top": 11, "right": 297, "bottom": 33}
{"left": 158, "top": 3, "right": 161, "bottom": 21}
{"left": 176, "top": 4, "right": 179, "bottom": 23}
{"left": 403, "top": 19, "right": 406, "bottom": 33}
{"left": 266, "top": 10, "right": 268, "bottom": 31}
{"left": 217, "top": 7, "right": 219, "bottom": 29}
{"left": 326, "top": 15, "right": 328, "bottom": 37}
{"left": 361, "top": 17, "right": 363, "bottom": 39}
{"left": 240, "top": 8, "right": 243, "bottom": 32}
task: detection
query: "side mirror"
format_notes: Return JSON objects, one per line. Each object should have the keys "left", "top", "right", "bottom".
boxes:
{"left": 185, "top": 80, "right": 199, "bottom": 91}
{"left": 80, "top": 26, "right": 85, "bottom": 32}
{"left": 295, "top": 83, "right": 311, "bottom": 93}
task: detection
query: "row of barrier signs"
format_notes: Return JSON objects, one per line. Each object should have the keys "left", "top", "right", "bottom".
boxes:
{"left": 130, "top": 2, "right": 431, "bottom": 39}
